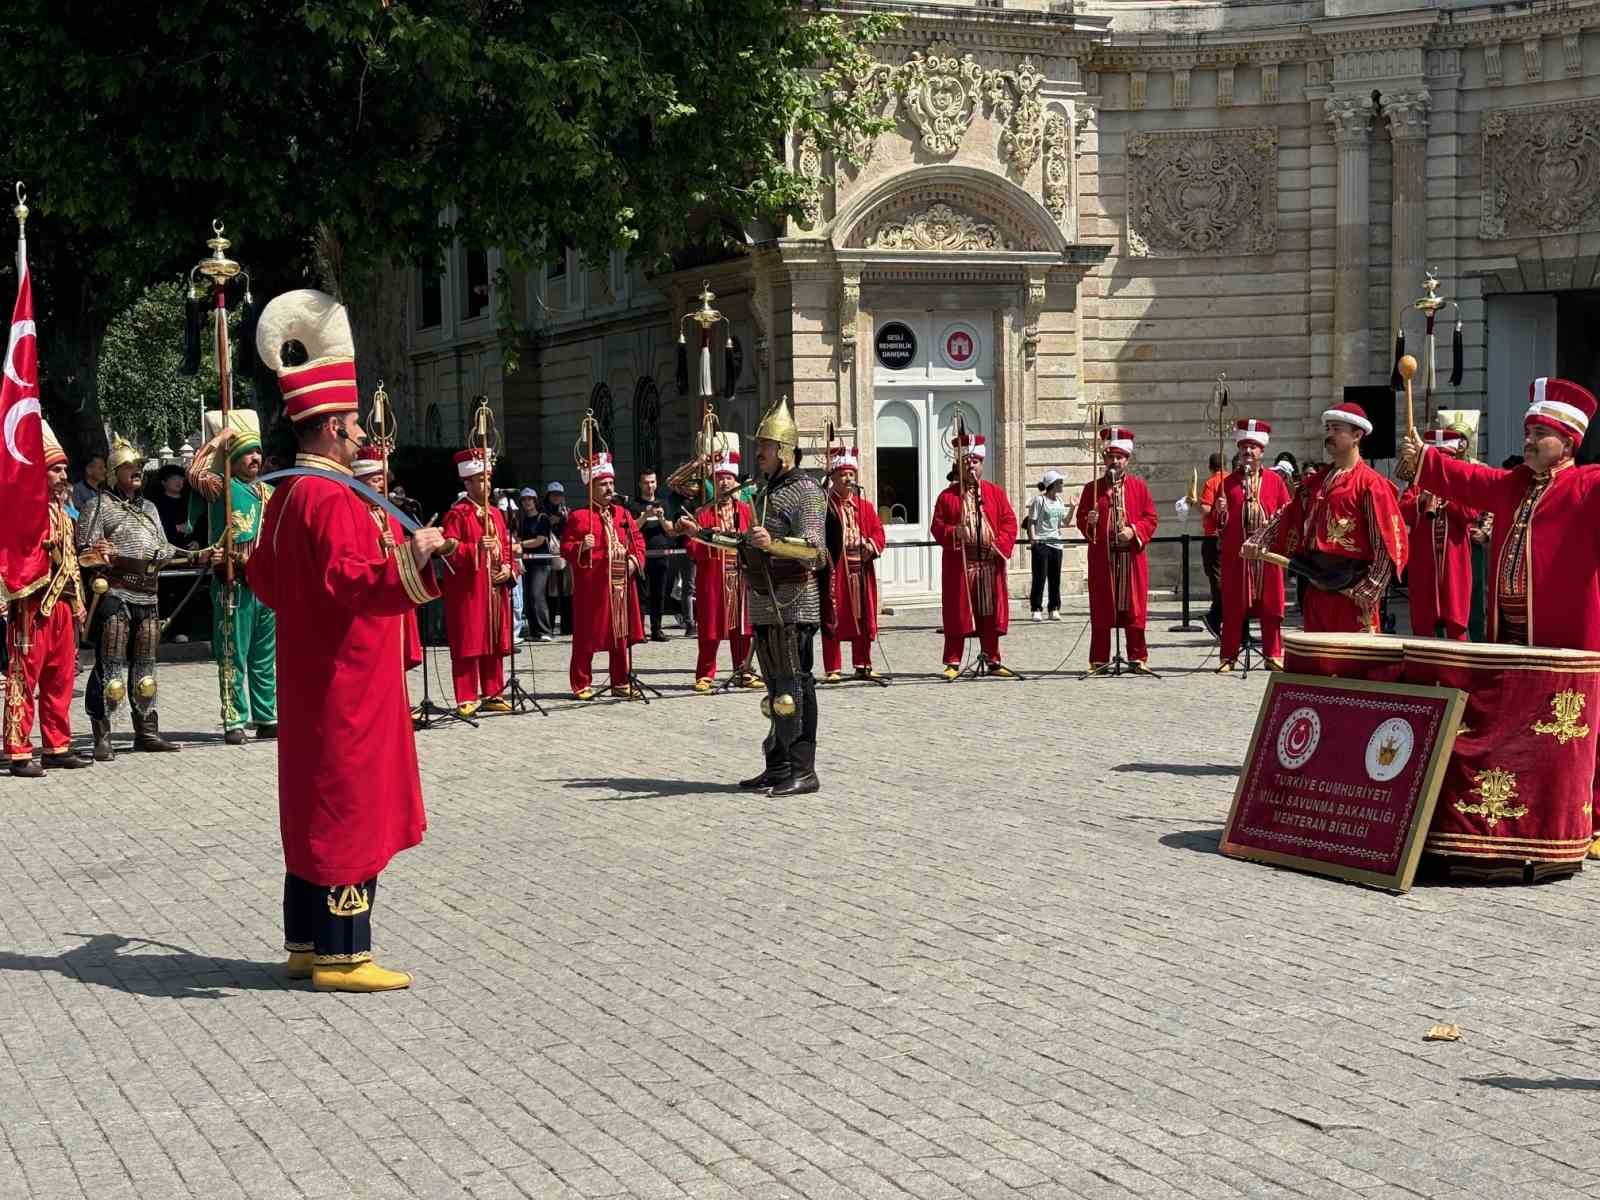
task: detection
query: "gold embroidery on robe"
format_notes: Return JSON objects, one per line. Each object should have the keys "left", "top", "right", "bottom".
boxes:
{"left": 1533, "top": 690, "right": 1592, "bottom": 745}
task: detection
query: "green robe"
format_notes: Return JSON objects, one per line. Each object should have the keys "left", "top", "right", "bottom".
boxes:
{"left": 202, "top": 478, "right": 278, "bottom": 730}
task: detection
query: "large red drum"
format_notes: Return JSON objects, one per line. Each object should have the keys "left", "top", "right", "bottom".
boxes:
{"left": 1403, "top": 640, "right": 1600, "bottom": 882}
{"left": 1281, "top": 632, "right": 1407, "bottom": 683}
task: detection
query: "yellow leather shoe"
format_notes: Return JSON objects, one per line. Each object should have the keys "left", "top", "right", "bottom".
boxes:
{"left": 312, "top": 961, "right": 413, "bottom": 992}
{"left": 574, "top": 687, "right": 596, "bottom": 701}
{"left": 739, "top": 673, "right": 764, "bottom": 689}
{"left": 456, "top": 701, "right": 480, "bottom": 718}
{"left": 823, "top": 671, "right": 843, "bottom": 684}
{"left": 941, "top": 665, "right": 960, "bottom": 681}
{"left": 287, "top": 951, "right": 314, "bottom": 980}
{"left": 987, "top": 664, "right": 1017, "bottom": 679}
{"left": 480, "top": 697, "right": 513, "bottom": 713}
{"left": 1266, "top": 657, "right": 1285, "bottom": 672}
{"left": 1216, "top": 660, "right": 1235, "bottom": 674}
{"left": 692, "top": 677, "right": 713, "bottom": 693}
{"left": 1588, "top": 836, "right": 1600, "bottom": 861}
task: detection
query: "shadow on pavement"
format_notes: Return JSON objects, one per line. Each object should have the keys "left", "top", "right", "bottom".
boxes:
{"left": 1159, "top": 828, "right": 1224, "bottom": 853}
{"left": 1112, "top": 762, "right": 1240, "bottom": 777}
{"left": 1465, "top": 1075, "right": 1600, "bottom": 1091}
{"left": 0, "top": 933, "right": 291, "bottom": 999}
{"left": 564, "top": 777, "right": 750, "bottom": 802}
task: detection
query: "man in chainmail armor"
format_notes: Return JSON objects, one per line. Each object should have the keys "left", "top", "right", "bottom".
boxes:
{"left": 75, "top": 435, "right": 182, "bottom": 758}
{"left": 738, "top": 396, "right": 828, "bottom": 798}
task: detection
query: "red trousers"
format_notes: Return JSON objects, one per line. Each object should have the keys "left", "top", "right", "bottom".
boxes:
{"left": 822, "top": 635, "right": 872, "bottom": 674}
{"left": 695, "top": 633, "right": 751, "bottom": 681}
{"left": 944, "top": 616, "right": 1002, "bottom": 665}
{"left": 1221, "top": 611, "right": 1284, "bottom": 661}
{"left": 1090, "top": 622, "right": 1147, "bottom": 666}
{"left": 451, "top": 653, "right": 505, "bottom": 704}
{"left": 1301, "top": 588, "right": 1374, "bottom": 634}
{"left": 570, "top": 647, "right": 629, "bottom": 693}
{"left": 5, "top": 600, "right": 76, "bottom": 760}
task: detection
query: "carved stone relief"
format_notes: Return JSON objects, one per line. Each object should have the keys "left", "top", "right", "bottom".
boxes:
{"left": 1485, "top": 41, "right": 1503, "bottom": 86}
{"left": 1130, "top": 70, "right": 1148, "bottom": 111}
{"left": 1173, "top": 68, "right": 1191, "bottom": 110}
{"left": 1566, "top": 32, "right": 1582, "bottom": 77}
{"left": 797, "top": 133, "right": 824, "bottom": 229}
{"left": 1262, "top": 64, "right": 1280, "bottom": 104}
{"left": 832, "top": 44, "right": 1046, "bottom": 173}
{"left": 1481, "top": 98, "right": 1600, "bottom": 239}
{"left": 1023, "top": 271, "right": 1048, "bottom": 366}
{"left": 866, "top": 202, "right": 1011, "bottom": 252}
{"left": 1525, "top": 38, "right": 1543, "bottom": 81}
{"left": 1125, "top": 127, "right": 1278, "bottom": 257}
{"left": 1218, "top": 66, "right": 1235, "bottom": 108}
{"left": 1383, "top": 89, "right": 1430, "bottom": 141}
{"left": 1043, "top": 113, "right": 1072, "bottom": 229}
{"left": 838, "top": 272, "right": 860, "bottom": 368}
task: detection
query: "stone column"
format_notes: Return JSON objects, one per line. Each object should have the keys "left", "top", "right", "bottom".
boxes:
{"left": 1383, "top": 89, "right": 1430, "bottom": 355}
{"left": 1326, "top": 93, "right": 1374, "bottom": 401}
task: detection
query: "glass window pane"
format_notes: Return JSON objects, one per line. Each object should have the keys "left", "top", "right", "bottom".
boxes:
{"left": 876, "top": 448, "right": 919, "bottom": 525}
{"left": 417, "top": 273, "right": 441, "bottom": 329}
{"left": 877, "top": 400, "right": 917, "bottom": 449}
{"left": 465, "top": 250, "right": 490, "bottom": 319}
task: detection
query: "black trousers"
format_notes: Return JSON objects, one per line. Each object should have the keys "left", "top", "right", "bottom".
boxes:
{"left": 283, "top": 872, "right": 378, "bottom": 963}
{"left": 753, "top": 622, "right": 818, "bottom": 776}
{"left": 522, "top": 565, "right": 553, "bottom": 637}
{"left": 642, "top": 556, "right": 671, "bottom": 634}
{"left": 1201, "top": 536, "right": 1222, "bottom": 628}
{"left": 1029, "top": 544, "right": 1062, "bottom": 613}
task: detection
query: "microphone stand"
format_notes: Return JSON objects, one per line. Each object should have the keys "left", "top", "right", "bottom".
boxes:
{"left": 496, "top": 554, "right": 546, "bottom": 715}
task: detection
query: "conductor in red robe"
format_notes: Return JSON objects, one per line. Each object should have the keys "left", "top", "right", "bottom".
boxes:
{"left": 441, "top": 449, "right": 518, "bottom": 716}
{"left": 246, "top": 288, "right": 446, "bottom": 993}
{"left": 1213, "top": 419, "right": 1290, "bottom": 671}
{"left": 1397, "top": 427, "right": 1482, "bottom": 641}
{"left": 678, "top": 449, "right": 757, "bottom": 692}
{"left": 1400, "top": 377, "right": 1600, "bottom": 650}
{"left": 1075, "top": 427, "right": 1160, "bottom": 674}
{"left": 930, "top": 434, "right": 1018, "bottom": 679}
{"left": 352, "top": 448, "right": 424, "bottom": 672}
{"left": 1248, "top": 402, "right": 1408, "bottom": 634}
{"left": 821, "top": 443, "right": 886, "bottom": 683}
{"left": 561, "top": 451, "right": 646, "bottom": 699}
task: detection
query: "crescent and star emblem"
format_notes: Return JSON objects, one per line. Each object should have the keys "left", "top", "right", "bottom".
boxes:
{"left": 2, "top": 312, "right": 40, "bottom": 466}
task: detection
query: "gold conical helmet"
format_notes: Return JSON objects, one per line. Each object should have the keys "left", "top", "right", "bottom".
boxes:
{"left": 754, "top": 394, "right": 799, "bottom": 451}
{"left": 106, "top": 433, "right": 145, "bottom": 474}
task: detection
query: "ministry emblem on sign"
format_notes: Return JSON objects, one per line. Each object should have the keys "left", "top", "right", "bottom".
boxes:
{"left": 1365, "top": 717, "right": 1415, "bottom": 782}
{"left": 1275, "top": 706, "right": 1321, "bottom": 770}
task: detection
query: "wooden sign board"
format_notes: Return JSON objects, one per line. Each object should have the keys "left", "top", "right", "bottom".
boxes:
{"left": 1222, "top": 673, "right": 1466, "bottom": 893}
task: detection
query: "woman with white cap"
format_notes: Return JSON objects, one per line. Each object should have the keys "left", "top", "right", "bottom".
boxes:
{"left": 1024, "top": 470, "right": 1068, "bottom": 621}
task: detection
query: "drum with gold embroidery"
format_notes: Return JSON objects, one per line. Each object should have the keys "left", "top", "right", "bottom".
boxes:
{"left": 1403, "top": 640, "right": 1600, "bottom": 883}
{"left": 1281, "top": 632, "right": 1407, "bottom": 682}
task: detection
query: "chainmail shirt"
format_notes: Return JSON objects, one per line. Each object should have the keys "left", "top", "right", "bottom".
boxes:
{"left": 747, "top": 467, "right": 826, "bottom": 626}
{"left": 75, "top": 489, "right": 177, "bottom": 604}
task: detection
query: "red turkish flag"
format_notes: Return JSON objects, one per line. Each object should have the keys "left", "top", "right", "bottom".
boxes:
{"left": 0, "top": 228, "right": 49, "bottom": 602}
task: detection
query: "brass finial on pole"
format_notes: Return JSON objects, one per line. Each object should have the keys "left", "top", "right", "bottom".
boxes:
{"left": 13, "top": 182, "right": 27, "bottom": 231}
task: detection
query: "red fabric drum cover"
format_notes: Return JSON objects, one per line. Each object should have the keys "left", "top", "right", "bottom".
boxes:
{"left": 1404, "top": 640, "right": 1600, "bottom": 882}
{"left": 1282, "top": 632, "right": 1407, "bottom": 683}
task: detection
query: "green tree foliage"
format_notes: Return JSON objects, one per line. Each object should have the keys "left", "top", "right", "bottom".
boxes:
{"left": 0, "top": 1, "right": 896, "bottom": 457}
{"left": 96, "top": 282, "right": 257, "bottom": 452}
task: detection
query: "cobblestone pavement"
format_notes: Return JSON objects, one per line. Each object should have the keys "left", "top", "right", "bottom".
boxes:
{"left": 4, "top": 597, "right": 1600, "bottom": 1200}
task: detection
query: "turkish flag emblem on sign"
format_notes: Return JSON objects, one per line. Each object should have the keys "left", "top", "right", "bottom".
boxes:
{"left": 0, "top": 227, "right": 50, "bottom": 602}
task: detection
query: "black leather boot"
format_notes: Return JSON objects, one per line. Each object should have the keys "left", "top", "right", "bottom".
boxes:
{"left": 738, "top": 766, "right": 791, "bottom": 791}
{"left": 92, "top": 719, "right": 115, "bottom": 762}
{"left": 9, "top": 759, "right": 44, "bottom": 778}
{"left": 132, "top": 712, "right": 180, "bottom": 753}
{"left": 41, "top": 751, "right": 92, "bottom": 769}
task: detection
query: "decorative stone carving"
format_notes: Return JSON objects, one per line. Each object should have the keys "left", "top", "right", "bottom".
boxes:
{"left": 1524, "top": 38, "right": 1543, "bottom": 81}
{"left": 1485, "top": 41, "right": 1503, "bottom": 86}
{"left": 1218, "top": 66, "right": 1235, "bottom": 108}
{"left": 1333, "top": 47, "right": 1423, "bottom": 83}
{"left": 1481, "top": 98, "right": 1600, "bottom": 239}
{"left": 1125, "top": 127, "right": 1278, "bottom": 257}
{"left": 1426, "top": 49, "right": 1461, "bottom": 77}
{"left": 1261, "top": 63, "right": 1279, "bottom": 105}
{"left": 1383, "top": 89, "right": 1430, "bottom": 141}
{"left": 1566, "top": 32, "right": 1582, "bottom": 77}
{"left": 1173, "top": 68, "right": 1191, "bottom": 110}
{"left": 838, "top": 272, "right": 860, "bottom": 368}
{"left": 1325, "top": 93, "right": 1374, "bottom": 144}
{"left": 796, "top": 133, "right": 823, "bottom": 229}
{"left": 831, "top": 45, "right": 1046, "bottom": 172}
{"left": 1130, "top": 71, "right": 1147, "bottom": 111}
{"left": 1023, "top": 271, "right": 1048, "bottom": 366}
{"left": 1043, "top": 113, "right": 1071, "bottom": 228}
{"left": 866, "top": 202, "right": 1011, "bottom": 252}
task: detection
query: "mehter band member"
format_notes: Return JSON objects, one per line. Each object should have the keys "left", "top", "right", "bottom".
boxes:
{"left": 737, "top": 396, "right": 827, "bottom": 797}
{"left": 821, "top": 442, "right": 885, "bottom": 683}
{"left": 561, "top": 451, "right": 646, "bottom": 700}
{"left": 1213, "top": 419, "right": 1289, "bottom": 671}
{"left": 352, "top": 448, "right": 424, "bottom": 673}
{"left": 678, "top": 449, "right": 758, "bottom": 692}
{"left": 1075, "top": 427, "right": 1159, "bottom": 675}
{"left": 76, "top": 434, "right": 181, "bottom": 757}
{"left": 5, "top": 420, "right": 91, "bottom": 776}
{"left": 1398, "top": 427, "right": 1482, "bottom": 641}
{"left": 441, "top": 448, "right": 518, "bottom": 717}
{"left": 1247, "top": 402, "right": 1407, "bottom": 633}
{"left": 247, "top": 289, "right": 446, "bottom": 993}
{"left": 188, "top": 411, "right": 278, "bottom": 744}
{"left": 931, "top": 433, "right": 1018, "bottom": 680}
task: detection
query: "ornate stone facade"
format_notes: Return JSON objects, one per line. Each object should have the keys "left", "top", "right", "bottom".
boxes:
{"left": 1481, "top": 98, "right": 1600, "bottom": 239}
{"left": 865, "top": 202, "right": 1010, "bottom": 252}
{"left": 1125, "top": 128, "right": 1277, "bottom": 257}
